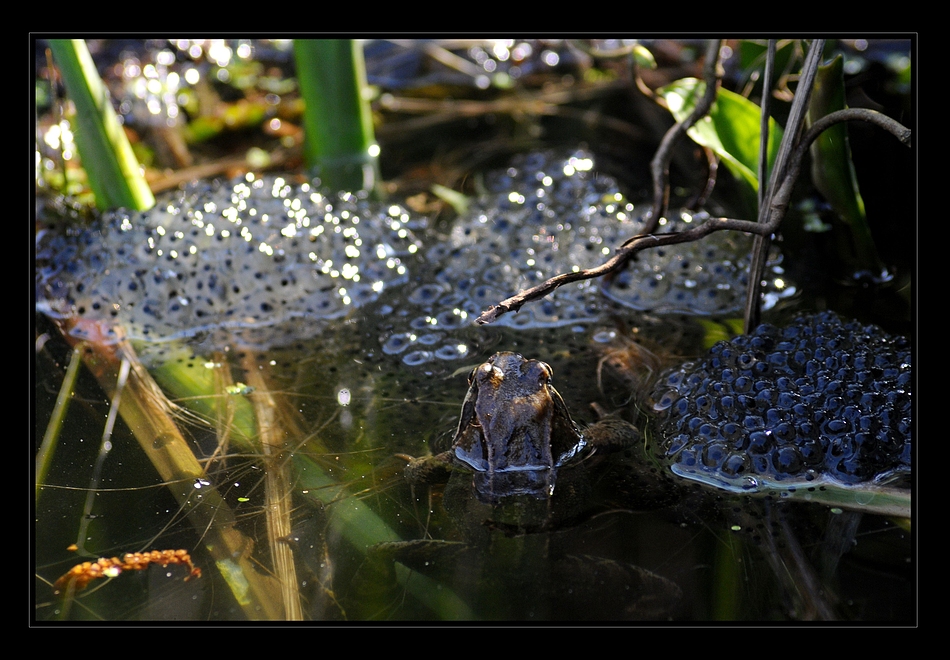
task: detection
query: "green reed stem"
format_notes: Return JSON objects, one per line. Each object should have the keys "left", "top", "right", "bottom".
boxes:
{"left": 293, "top": 39, "right": 380, "bottom": 193}
{"left": 36, "top": 345, "right": 83, "bottom": 503}
{"left": 47, "top": 39, "right": 154, "bottom": 211}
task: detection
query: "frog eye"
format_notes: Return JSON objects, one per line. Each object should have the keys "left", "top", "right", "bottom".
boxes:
{"left": 474, "top": 361, "right": 505, "bottom": 386}
{"left": 527, "top": 360, "right": 553, "bottom": 386}
{"left": 468, "top": 360, "right": 492, "bottom": 383}
{"left": 538, "top": 361, "right": 553, "bottom": 380}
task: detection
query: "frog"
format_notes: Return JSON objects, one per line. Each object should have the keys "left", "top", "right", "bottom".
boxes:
{"left": 373, "top": 352, "right": 683, "bottom": 620}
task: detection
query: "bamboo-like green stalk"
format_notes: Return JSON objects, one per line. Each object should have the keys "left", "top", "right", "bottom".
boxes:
{"left": 46, "top": 39, "right": 154, "bottom": 211}
{"left": 293, "top": 39, "right": 380, "bottom": 193}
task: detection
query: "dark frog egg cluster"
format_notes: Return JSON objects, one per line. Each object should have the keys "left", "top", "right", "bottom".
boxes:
{"left": 651, "top": 312, "right": 912, "bottom": 493}
{"left": 35, "top": 174, "right": 422, "bottom": 350}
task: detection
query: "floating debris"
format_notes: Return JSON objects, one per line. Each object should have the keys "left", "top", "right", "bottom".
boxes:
{"left": 53, "top": 549, "right": 201, "bottom": 594}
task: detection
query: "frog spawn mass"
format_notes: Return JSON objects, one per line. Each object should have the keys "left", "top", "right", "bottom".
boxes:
{"left": 35, "top": 174, "right": 422, "bottom": 350}
{"left": 36, "top": 148, "right": 787, "bottom": 357}
{"left": 650, "top": 312, "right": 912, "bottom": 494}
{"left": 381, "top": 149, "right": 790, "bottom": 366}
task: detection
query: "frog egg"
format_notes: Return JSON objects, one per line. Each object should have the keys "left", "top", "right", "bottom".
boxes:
{"left": 403, "top": 350, "right": 434, "bottom": 366}
{"left": 650, "top": 312, "right": 911, "bottom": 493}
{"left": 36, "top": 174, "right": 422, "bottom": 351}
{"left": 435, "top": 342, "right": 469, "bottom": 360}
{"left": 382, "top": 333, "right": 414, "bottom": 355}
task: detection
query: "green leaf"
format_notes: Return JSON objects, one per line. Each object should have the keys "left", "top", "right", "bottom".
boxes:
{"left": 632, "top": 44, "right": 657, "bottom": 70}
{"left": 659, "top": 78, "right": 784, "bottom": 195}
{"left": 697, "top": 317, "right": 744, "bottom": 350}
{"left": 733, "top": 40, "right": 798, "bottom": 97}
{"left": 47, "top": 39, "right": 154, "bottom": 212}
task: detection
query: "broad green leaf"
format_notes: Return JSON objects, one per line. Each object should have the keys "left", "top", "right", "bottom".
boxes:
{"left": 659, "top": 77, "right": 783, "bottom": 195}
{"left": 697, "top": 317, "right": 744, "bottom": 350}
{"left": 632, "top": 44, "right": 657, "bottom": 70}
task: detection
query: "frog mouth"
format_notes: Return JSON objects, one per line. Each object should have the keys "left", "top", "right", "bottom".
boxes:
{"left": 471, "top": 467, "right": 556, "bottom": 504}
{"left": 457, "top": 435, "right": 591, "bottom": 504}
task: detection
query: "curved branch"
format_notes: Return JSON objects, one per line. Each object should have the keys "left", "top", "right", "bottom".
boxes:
{"left": 642, "top": 40, "right": 722, "bottom": 235}
{"left": 802, "top": 107, "right": 912, "bottom": 148}
{"left": 475, "top": 106, "right": 912, "bottom": 327}
{"left": 475, "top": 215, "right": 768, "bottom": 325}
{"left": 762, "top": 107, "right": 913, "bottom": 239}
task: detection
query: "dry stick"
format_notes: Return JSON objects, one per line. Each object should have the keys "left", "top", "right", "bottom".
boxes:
{"left": 758, "top": 40, "right": 777, "bottom": 214}
{"left": 475, "top": 107, "right": 911, "bottom": 326}
{"left": 746, "top": 40, "right": 777, "bottom": 335}
{"left": 642, "top": 39, "right": 722, "bottom": 235}
{"left": 242, "top": 360, "right": 304, "bottom": 621}
{"left": 806, "top": 108, "right": 911, "bottom": 147}
{"left": 744, "top": 39, "right": 825, "bottom": 332}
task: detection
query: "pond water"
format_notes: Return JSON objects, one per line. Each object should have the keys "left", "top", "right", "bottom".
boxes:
{"left": 35, "top": 38, "right": 914, "bottom": 623}
{"left": 35, "top": 146, "right": 913, "bottom": 622}
{"left": 32, "top": 323, "right": 913, "bottom": 620}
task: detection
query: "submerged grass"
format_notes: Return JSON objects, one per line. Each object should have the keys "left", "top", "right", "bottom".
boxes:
{"left": 47, "top": 323, "right": 285, "bottom": 619}
{"left": 35, "top": 344, "right": 82, "bottom": 503}
{"left": 37, "top": 38, "right": 406, "bottom": 619}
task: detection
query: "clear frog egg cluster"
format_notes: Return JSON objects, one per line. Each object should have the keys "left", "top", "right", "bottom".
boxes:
{"left": 37, "top": 148, "right": 790, "bottom": 363}
{"left": 651, "top": 312, "right": 912, "bottom": 492}
{"left": 35, "top": 173, "right": 421, "bottom": 350}
{"left": 380, "top": 148, "right": 790, "bottom": 367}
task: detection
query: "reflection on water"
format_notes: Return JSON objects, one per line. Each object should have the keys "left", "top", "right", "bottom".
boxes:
{"left": 34, "top": 308, "right": 913, "bottom": 621}
{"left": 35, "top": 213, "right": 911, "bottom": 621}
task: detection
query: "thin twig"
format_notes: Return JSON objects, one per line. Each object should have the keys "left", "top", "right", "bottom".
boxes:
{"left": 642, "top": 39, "right": 722, "bottom": 235}
{"left": 475, "top": 104, "right": 911, "bottom": 327}
{"left": 476, "top": 216, "right": 762, "bottom": 325}
{"left": 758, "top": 40, "right": 776, "bottom": 212}
{"left": 744, "top": 39, "right": 825, "bottom": 331}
